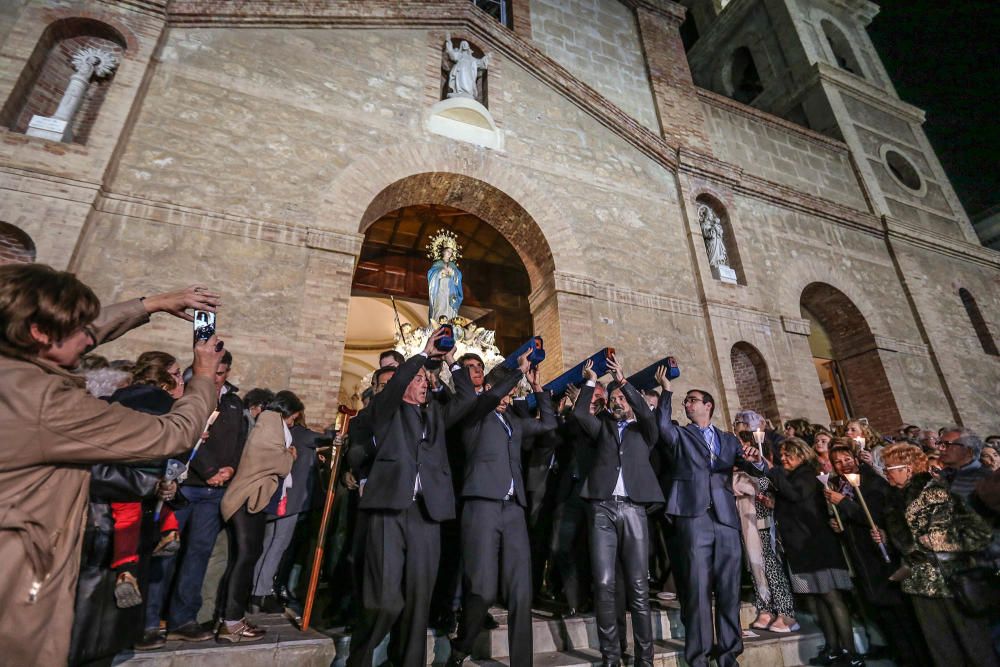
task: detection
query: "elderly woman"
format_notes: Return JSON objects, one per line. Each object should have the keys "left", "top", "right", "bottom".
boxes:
{"left": 0, "top": 263, "right": 222, "bottom": 666}
{"left": 767, "top": 437, "right": 858, "bottom": 667}
{"left": 879, "top": 444, "right": 996, "bottom": 667}
{"left": 825, "top": 445, "right": 929, "bottom": 667}
{"left": 732, "top": 411, "right": 797, "bottom": 633}
{"left": 216, "top": 391, "right": 299, "bottom": 642}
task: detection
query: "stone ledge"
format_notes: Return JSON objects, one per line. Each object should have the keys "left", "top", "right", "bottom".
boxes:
{"left": 552, "top": 271, "right": 703, "bottom": 318}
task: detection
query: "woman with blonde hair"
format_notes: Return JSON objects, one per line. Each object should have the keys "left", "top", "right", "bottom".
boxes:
{"left": 879, "top": 444, "right": 996, "bottom": 667}
{"left": 767, "top": 438, "right": 858, "bottom": 666}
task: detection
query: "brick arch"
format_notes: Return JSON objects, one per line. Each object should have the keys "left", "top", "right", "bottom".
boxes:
{"left": 324, "top": 139, "right": 581, "bottom": 284}
{"left": 360, "top": 172, "right": 554, "bottom": 292}
{"left": 800, "top": 282, "right": 901, "bottom": 432}
{"left": 0, "top": 221, "right": 36, "bottom": 265}
{"left": 730, "top": 341, "right": 778, "bottom": 422}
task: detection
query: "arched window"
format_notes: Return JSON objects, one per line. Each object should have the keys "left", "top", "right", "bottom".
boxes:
{"left": 730, "top": 342, "right": 778, "bottom": 422}
{"left": 729, "top": 47, "right": 763, "bottom": 104}
{"left": 821, "top": 19, "right": 863, "bottom": 78}
{"left": 0, "top": 221, "right": 36, "bottom": 265}
{"left": 0, "top": 17, "right": 126, "bottom": 145}
{"left": 959, "top": 288, "right": 999, "bottom": 355}
{"left": 680, "top": 11, "right": 700, "bottom": 52}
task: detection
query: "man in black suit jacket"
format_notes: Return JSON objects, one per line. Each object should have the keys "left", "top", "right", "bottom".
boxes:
{"left": 655, "top": 370, "right": 762, "bottom": 667}
{"left": 574, "top": 355, "right": 663, "bottom": 667}
{"left": 448, "top": 352, "right": 557, "bottom": 665}
{"left": 346, "top": 329, "right": 476, "bottom": 667}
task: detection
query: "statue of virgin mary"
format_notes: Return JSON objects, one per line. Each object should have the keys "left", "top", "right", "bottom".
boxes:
{"left": 426, "top": 230, "right": 464, "bottom": 325}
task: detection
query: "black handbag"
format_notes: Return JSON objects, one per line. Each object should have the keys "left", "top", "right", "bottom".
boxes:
{"left": 947, "top": 565, "right": 1000, "bottom": 616}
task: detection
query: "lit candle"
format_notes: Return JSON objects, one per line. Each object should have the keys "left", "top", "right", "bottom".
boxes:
{"left": 845, "top": 473, "right": 891, "bottom": 563}
{"left": 853, "top": 436, "right": 866, "bottom": 451}
{"left": 753, "top": 428, "right": 765, "bottom": 447}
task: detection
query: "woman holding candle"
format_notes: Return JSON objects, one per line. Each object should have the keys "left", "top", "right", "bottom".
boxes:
{"left": 825, "top": 445, "right": 930, "bottom": 667}
{"left": 813, "top": 429, "right": 834, "bottom": 473}
{"left": 766, "top": 438, "right": 858, "bottom": 666}
{"left": 879, "top": 444, "right": 996, "bottom": 667}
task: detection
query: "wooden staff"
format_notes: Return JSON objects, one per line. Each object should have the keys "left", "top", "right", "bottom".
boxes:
{"left": 301, "top": 404, "right": 357, "bottom": 630}
{"left": 845, "top": 473, "right": 891, "bottom": 563}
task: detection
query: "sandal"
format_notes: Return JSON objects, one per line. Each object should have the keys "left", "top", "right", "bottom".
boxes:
{"left": 152, "top": 529, "right": 180, "bottom": 557}
{"left": 115, "top": 571, "right": 143, "bottom": 609}
{"left": 750, "top": 612, "right": 774, "bottom": 630}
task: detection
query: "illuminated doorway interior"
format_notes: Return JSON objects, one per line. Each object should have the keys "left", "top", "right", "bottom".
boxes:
{"left": 340, "top": 204, "right": 532, "bottom": 407}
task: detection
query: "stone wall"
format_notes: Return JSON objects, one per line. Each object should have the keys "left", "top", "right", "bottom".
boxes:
{"left": 529, "top": 0, "right": 659, "bottom": 131}
{"left": 699, "top": 91, "right": 868, "bottom": 210}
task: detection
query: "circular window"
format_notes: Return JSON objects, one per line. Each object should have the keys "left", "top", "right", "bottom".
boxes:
{"left": 884, "top": 149, "right": 922, "bottom": 192}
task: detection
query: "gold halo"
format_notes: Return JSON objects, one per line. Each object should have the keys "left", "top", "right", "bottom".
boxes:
{"left": 426, "top": 229, "right": 463, "bottom": 263}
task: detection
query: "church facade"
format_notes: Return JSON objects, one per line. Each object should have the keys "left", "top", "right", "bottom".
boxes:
{"left": 0, "top": 0, "right": 997, "bottom": 434}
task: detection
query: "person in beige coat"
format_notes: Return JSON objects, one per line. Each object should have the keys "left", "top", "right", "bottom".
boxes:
{"left": 0, "top": 263, "right": 225, "bottom": 666}
{"left": 216, "top": 392, "right": 299, "bottom": 642}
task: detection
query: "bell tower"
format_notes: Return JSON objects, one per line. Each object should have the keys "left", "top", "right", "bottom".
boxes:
{"left": 682, "top": 0, "right": 978, "bottom": 244}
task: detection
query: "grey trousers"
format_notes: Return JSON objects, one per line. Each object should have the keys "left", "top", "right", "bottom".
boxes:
{"left": 252, "top": 514, "right": 298, "bottom": 596}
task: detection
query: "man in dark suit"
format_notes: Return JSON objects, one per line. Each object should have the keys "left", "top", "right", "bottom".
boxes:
{"left": 448, "top": 352, "right": 557, "bottom": 665}
{"left": 655, "top": 370, "right": 762, "bottom": 667}
{"left": 574, "top": 355, "right": 663, "bottom": 667}
{"left": 346, "top": 328, "right": 476, "bottom": 667}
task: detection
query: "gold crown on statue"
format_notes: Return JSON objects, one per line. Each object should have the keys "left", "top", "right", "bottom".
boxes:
{"left": 426, "top": 229, "right": 462, "bottom": 263}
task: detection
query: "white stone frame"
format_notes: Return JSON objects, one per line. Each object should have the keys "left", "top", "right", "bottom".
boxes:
{"left": 878, "top": 143, "right": 927, "bottom": 197}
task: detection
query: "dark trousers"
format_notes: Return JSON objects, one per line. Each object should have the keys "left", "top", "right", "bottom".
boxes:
{"left": 347, "top": 502, "right": 439, "bottom": 667}
{"left": 144, "top": 486, "right": 224, "bottom": 630}
{"left": 669, "top": 511, "right": 743, "bottom": 667}
{"left": 217, "top": 506, "right": 267, "bottom": 620}
{"left": 453, "top": 499, "right": 533, "bottom": 664}
{"left": 910, "top": 594, "right": 999, "bottom": 667}
{"left": 588, "top": 498, "right": 653, "bottom": 667}
{"left": 551, "top": 490, "right": 590, "bottom": 609}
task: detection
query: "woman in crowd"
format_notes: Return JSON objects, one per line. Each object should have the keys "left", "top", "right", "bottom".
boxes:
{"left": 980, "top": 443, "right": 1000, "bottom": 472}
{"left": 732, "top": 411, "right": 798, "bottom": 633}
{"left": 879, "top": 444, "right": 996, "bottom": 667}
{"left": 251, "top": 402, "right": 322, "bottom": 613}
{"left": 825, "top": 445, "right": 930, "bottom": 667}
{"left": 783, "top": 418, "right": 813, "bottom": 441}
{"left": 767, "top": 437, "right": 858, "bottom": 667}
{"left": 845, "top": 419, "right": 885, "bottom": 474}
{"left": 813, "top": 429, "right": 834, "bottom": 473}
{"left": 0, "top": 263, "right": 222, "bottom": 666}
{"left": 216, "top": 391, "right": 299, "bottom": 642}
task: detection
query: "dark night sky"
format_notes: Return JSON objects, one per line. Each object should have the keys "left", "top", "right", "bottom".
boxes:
{"left": 866, "top": 0, "right": 1000, "bottom": 218}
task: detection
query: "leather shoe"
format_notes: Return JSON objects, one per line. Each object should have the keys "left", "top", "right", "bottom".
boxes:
{"left": 134, "top": 628, "right": 165, "bottom": 651}
{"left": 216, "top": 618, "right": 266, "bottom": 643}
{"left": 166, "top": 621, "right": 213, "bottom": 642}
{"left": 561, "top": 607, "right": 579, "bottom": 619}
{"left": 446, "top": 648, "right": 468, "bottom": 666}
{"left": 483, "top": 614, "right": 499, "bottom": 630}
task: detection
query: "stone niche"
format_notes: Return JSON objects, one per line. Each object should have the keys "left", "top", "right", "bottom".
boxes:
{"left": 425, "top": 96, "right": 504, "bottom": 150}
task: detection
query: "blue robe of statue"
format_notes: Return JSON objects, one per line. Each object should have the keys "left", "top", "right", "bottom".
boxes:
{"left": 427, "top": 259, "right": 463, "bottom": 324}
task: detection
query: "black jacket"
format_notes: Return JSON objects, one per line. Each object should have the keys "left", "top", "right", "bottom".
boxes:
{"left": 767, "top": 463, "right": 847, "bottom": 574}
{"left": 573, "top": 382, "right": 664, "bottom": 504}
{"left": 266, "top": 424, "right": 322, "bottom": 517}
{"left": 357, "top": 354, "right": 476, "bottom": 521}
{"left": 459, "top": 369, "right": 557, "bottom": 507}
{"left": 830, "top": 465, "right": 902, "bottom": 602}
{"left": 187, "top": 384, "right": 247, "bottom": 486}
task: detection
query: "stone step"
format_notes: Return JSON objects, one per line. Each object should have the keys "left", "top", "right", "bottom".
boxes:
{"left": 461, "top": 626, "right": 827, "bottom": 667}
{"left": 466, "top": 601, "right": 758, "bottom": 660}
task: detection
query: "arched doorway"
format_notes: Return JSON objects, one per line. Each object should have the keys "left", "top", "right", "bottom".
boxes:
{"left": 800, "top": 283, "right": 901, "bottom": 432}
{"left": 341, "top": 173, "right": 558, "bottom": 406}
{"left": 730, "top": 342, "right": 778, "bottom": 423}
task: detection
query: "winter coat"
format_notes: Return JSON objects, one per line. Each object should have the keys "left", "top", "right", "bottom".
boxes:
{"left": 0, "top": 299, "right": 217, "bottom": 667}
{"left": 884, "top": 472, "right": 993, "bottom": 598}
{"left": 767, "top": 463, "right": 847, "bottom": 574}
{"left": 221, "top": 411, "right": 294, "bottom": 521}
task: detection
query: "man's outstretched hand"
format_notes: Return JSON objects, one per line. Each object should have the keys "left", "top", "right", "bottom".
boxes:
{"left": 143, "top": 285, "right": 221, "bottom": 322}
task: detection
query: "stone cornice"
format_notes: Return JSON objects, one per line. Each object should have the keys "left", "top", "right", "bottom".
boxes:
{"left": 94, "top": 191, "right": 364, "bottom": 257}
{"left": 101, "top": 0, "right": 167, "bottom": 17}
{"left": 696, "top": 88, "right": 850, "bottom": 153}
{"left": 810, "top": 62, "right": 926, "bottom": 124}
{"left": 883, "top": 216, "right": 1000, "bottom": 269}
{"left": 620, "top": 0, "right": 687, "bottom": 25}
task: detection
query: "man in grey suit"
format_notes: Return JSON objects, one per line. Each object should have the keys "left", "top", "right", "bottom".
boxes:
{"left": 448, "top": 352, "right": 557, "bottom": 666}
{"left": 655, "top": 369, "right": 762, "bottom": 667}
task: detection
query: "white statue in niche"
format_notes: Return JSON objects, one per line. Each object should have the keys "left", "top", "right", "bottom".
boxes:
{"left": 698, "top": 203, "right": 729, "bottom": 267}
{"left": 444, "top": 33, "right": 490, "bottom": 101}
{"left": 26, "top": 45, "right": 119, "bottom": 142}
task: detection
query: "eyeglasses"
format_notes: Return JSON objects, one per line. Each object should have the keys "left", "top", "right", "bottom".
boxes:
{"left": 885, "top": 464, "right": 910, "bottom": 472}
{"left": 682, "top": 397, "right": 703, "bottom": 405}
